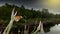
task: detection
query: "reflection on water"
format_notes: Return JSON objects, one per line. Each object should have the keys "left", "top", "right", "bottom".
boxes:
{"left": 37, "top": 24, "right": 60, "bottom": 34}
{"left": 46, "top": 24, "right": 60, "bottom": 34}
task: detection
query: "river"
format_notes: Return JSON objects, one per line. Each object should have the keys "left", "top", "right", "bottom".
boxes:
{"left": 37, "top": 24, "right": 60, "bottom": 34}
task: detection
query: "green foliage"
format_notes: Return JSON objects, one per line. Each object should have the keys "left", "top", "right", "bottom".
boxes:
{"left": 0, "top": 3, "right": 60, "bottom": 25}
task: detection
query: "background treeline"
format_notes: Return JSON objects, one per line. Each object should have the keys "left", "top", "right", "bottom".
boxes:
{"left": 0, "top": 3, "right": 60, "bottom": 25}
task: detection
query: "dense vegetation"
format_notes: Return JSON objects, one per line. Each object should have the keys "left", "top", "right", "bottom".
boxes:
{"left": 0, "top": 3, "right": 60, "bottom": 25}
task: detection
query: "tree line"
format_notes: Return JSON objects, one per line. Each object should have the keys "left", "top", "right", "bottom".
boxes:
{"left": 0, "top": 3, "right": 60, "bottom": 24}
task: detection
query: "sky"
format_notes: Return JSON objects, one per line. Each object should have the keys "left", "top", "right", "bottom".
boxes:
{"left": 0, "top": 0, "right": 60, "bottom": 14}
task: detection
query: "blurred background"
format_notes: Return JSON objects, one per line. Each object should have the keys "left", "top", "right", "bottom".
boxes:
{"left": 0, "top": 0, "right": 60, "bottom": 34}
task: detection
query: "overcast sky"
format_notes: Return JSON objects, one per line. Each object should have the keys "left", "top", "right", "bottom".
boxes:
{"left": 0, "top": 0, "right": 60, "bottom": 14}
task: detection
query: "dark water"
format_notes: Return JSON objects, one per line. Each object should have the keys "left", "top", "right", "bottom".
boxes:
{"left": 37, "top": 24, "right": 60, "bottom": 34}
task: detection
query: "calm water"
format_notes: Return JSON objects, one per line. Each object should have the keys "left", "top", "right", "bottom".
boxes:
{"left": 37, "top": 24, "right": 60, "bottom": 34}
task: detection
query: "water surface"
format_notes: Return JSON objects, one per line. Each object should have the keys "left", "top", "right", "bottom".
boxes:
{"left": 37, "top": 24, "right": 60, "bottom": 34}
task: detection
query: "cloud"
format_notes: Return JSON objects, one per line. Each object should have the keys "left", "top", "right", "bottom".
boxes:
{"left": 0, "top": 0, "right": 60, "bottom": 14}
